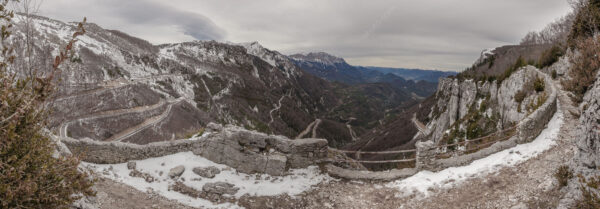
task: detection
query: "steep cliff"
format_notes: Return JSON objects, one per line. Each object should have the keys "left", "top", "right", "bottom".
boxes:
{"left": 423, "top": 66, "right": 551, "bottom": 145}
{"left": 575, "top": 70, "right": 600, "bottom": 169}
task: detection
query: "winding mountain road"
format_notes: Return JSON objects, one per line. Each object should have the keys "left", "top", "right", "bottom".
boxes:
{"left": 412, "top": 113, "right": 427, "bottom": 134}
{"left": 58, "top": 99, "right": 168, "bottom": 138}
{"left": 104, "top": 98, "right": 183, "bottom": 142}
{"left": 56, "top": 73, "right": 186, "bottom": 142}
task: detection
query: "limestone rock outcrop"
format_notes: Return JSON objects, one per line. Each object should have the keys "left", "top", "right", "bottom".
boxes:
{"left": 424, "top": 66, "right": 548, "bottom": 144}
{"left": 576, "top": 71, "right": 600, "bottom": 169}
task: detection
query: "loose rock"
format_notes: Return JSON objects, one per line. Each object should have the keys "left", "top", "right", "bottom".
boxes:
{"left": 192, "top": 166, "right": 221, "bottom": 178}
{"left": 127, "top": 161, "right": 136, "bottom": 170}
{"left": 168, "top": 165, "right": 185, "bottom": 178}
{"left": 202, "top": 182, "right": 239, "bottom": 195}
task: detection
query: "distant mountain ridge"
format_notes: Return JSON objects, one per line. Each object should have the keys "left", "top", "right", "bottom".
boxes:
{"left": 289, "top": 52, "right": 441, "bottom": 97}
{"left": 361, "top": 66, "right": 458, "bottom": 83}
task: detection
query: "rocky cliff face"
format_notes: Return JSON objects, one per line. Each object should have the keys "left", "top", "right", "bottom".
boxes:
{"left": 575, "top": 70, "right": 600, "bottom": 168}
{"left": 424, "top": 78, "right": 477, "bottom": 143}
{"left": 423, "top": 66, "right": 550, "bottom": 145}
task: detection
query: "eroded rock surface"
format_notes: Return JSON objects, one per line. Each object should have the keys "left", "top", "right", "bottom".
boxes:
{"left": 202, "top": 182, "right": 239, "bottom": 195}
{"left": 192, "top": 166, "right": 220, "bottom": 178}
{"left": 575, "top": 70, "right": 600, "bottom": 169}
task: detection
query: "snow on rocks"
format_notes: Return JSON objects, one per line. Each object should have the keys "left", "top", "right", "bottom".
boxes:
{"left": 474, "top": 48, "right": 495, "bottom": 66}
{"left": 387, "top": 104, "right": 564, "bottom": 196}
{"left": 82, "top": 151, "right": 331, "bottom": 208}
{"left": 193, "top": 166, "right": 221, "bottom": 178}
{"left": 203, "top": 182, "right": 239, "bottom": 195}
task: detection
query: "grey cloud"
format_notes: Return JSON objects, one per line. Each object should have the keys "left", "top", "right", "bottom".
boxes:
{"left": 106, "top": 0, "right": 225, "bottom": 40}
{"left": 40, "top": 0, "right": 225, "bottom": 41}
{"left": 40, "top": 0, "right": 571, "bottom": 71}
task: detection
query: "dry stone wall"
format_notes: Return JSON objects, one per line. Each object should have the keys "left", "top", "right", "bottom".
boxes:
{"left": 62, "top": 123, "right": 327, "bottom": 176}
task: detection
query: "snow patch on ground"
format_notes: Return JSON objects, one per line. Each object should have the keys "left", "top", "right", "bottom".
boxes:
{"left": 83, "top": 152, "right": 330, "bottom": 208}
{"left": 387, "top": 104, "right": 564, "bottom": 196}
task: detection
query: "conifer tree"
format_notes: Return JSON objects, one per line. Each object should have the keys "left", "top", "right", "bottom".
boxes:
{"left": 0, "top": 0, "right": 95, "bottom": 208}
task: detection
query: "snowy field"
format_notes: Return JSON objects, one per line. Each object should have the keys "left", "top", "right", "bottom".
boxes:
{"left": 83, "top": 152, "right": 331, "bottom": 208}
{"left": 387, "top": 103, "right": 564, "bottom": 196}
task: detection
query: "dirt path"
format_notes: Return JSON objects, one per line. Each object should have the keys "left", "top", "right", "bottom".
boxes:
{"left": 389, "top": 83, "right": 578, "bottom": 209}
{"left": 311, "top": 119, "right": 322, "bottom": 138}
{"left": 268, "top": 92, "right": 290, "bottom": 126}
{"left": 90, "top": 177, "right": 196, "bottom": 209}
{"left": 238, "top": 81, "right": 576, "bottom": 209}
{"left": 296, "top": 119, "right": 320, "bottom": 139}
{"left": 412, "top": 113, "right": 426, "bottom": 134}
{"left": 346, "top": 124, "right": 358, "bottom": 141}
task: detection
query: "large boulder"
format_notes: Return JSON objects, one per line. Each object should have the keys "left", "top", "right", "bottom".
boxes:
{"left": 168, "top": 165, "right": 185, "bottom": 178}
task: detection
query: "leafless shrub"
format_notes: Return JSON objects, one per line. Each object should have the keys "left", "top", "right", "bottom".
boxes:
{"left": 562, "top": 35, "right": 600, "bottom": 103}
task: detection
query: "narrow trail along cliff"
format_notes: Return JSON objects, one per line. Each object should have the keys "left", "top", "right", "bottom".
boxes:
{"left": 389, "top": 82, "right": 579, "bottom": 208}
{"left": 237, "top": 80, "right": 578, "bottom": 209}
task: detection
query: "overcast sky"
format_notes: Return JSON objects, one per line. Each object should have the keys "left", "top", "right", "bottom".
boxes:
{"left": 38, "top": 0, "right": 572, "bottom": 71}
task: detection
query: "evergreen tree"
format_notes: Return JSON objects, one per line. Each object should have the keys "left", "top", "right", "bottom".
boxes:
{"left": 0, "top": 0, "right": 94, "bottom": 208}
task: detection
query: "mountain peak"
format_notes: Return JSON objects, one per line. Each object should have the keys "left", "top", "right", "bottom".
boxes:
{"left": 289, "top": 52, "right": 346, "bottom": 66}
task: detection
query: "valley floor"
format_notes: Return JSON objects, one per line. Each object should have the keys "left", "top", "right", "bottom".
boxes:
{"left": 84, "top": 81, "right": 578, "bottom": 209}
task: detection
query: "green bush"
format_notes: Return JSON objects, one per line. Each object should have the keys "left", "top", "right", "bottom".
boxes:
{"left": 514, "top": 90, "right": 527, "bottom": 113}
{"left": 514, "top": 90, "right": 527, "bottom": 103}
{"left": 534, "top": 76, "right": 545, "bottom": 92}
{"left": 537, "top": 45, "right": 565, "bottom": 69}
{"left": 568, "top": 0, "right": 600, "bottom": 47}
{"left": 551, "top": 70, "right": 558, "bottom": 79}
{"left": 0, "top": 3, "right": 94, "bottom": 208}
{"left": 555, "top": 165, "right": 573, "bottom": 188}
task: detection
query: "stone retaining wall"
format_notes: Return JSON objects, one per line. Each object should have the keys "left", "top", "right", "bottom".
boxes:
{"left": 516, "top": 71, "right": 558, "bottom": 144}
{"left": 63, "top": 123, "right": 328, "bottom": 176}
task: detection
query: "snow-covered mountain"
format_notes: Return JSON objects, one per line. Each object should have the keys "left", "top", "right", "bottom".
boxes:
{"left": 12, "top": 15, "right": 422, "bottom": 147}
